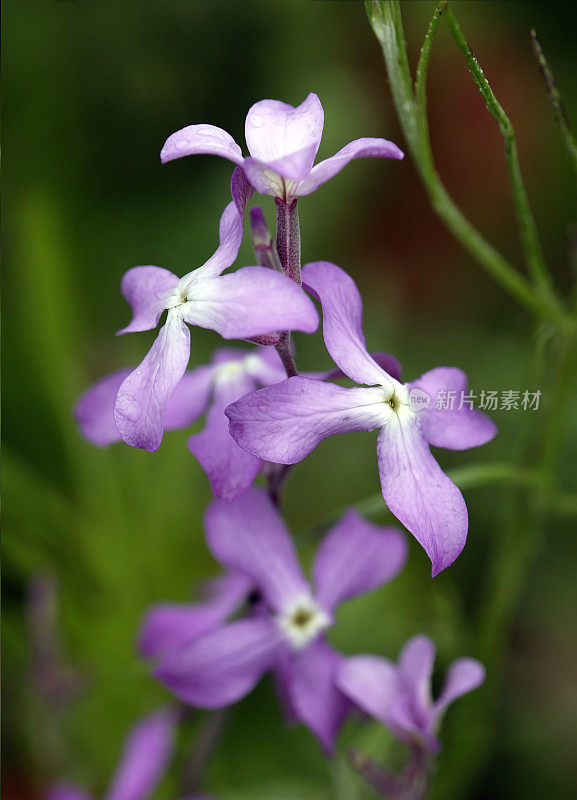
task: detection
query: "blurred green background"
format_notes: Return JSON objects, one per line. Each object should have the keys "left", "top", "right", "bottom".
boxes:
{"left": 4, "top": 1, "right": 577, "bottom": 798}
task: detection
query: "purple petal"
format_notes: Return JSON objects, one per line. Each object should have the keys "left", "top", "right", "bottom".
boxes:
{"left": 160, "top": 124, "right": 243, "bottom": 165}
{"left": 117, "top": 267, "right": 179, "bottom": 335}
{"left": 336, "top": 655, "right": 399, "bottom": 727}
{"left": 376, "top": 417, "right": 468, "bottom": 576}
{"left": 297, "top": 137, "right": 404, "bottom": 196}
{"left": 409, "top": 367, "right": 498, "bottom": 450}
{"left": 74, "top": 369, "right": 132, "bottom": 446}
{"left": 47, "top": 785, "right": 92, "bottom": 800}
{"left": 190, "top": 201, "right": 244, "bottom": 281}
{"left": 230, "top": 165, "right": 255, "bottom": 216}
{"left": 226, "top": 377, "right": 386, "bottom": 464}
{"left": 114, "top": 313, "right": 191, "bottom": 452}
{"left": 285, "top": 639, "right": 349, "bottom": 755}
{"left": 433, "top": 657, "right": 485, "bottom": 717}
{"left": 313, "top": 509, "right": 407, "bottom": 613}
{"left": 398, "top": 636, "right": 436, "bottom": 713}
{"left": 302, "top": 261, "right": 390, "bottom": 386}
{"left": 242, "top": 147, "right": 318, "bottom": 197}
{"left": 155, "top": 618, "right": 283, "bottom": 708}
{"left": 371, "top": 352, "right": 403, "bottom": 382}
{"left": 204, "top": 488, "right": 309, "bottom": 611}
{"left": 139, "top": 572, "right": 250, "bottom": 659}
{"left": 183, "top": 266, "right": 319, "bottom": 338}
{"left": 188, "top": 371, "right": 262, "bottom": 500}
{"left": 245, "top": 94, "right": 323, "bottom": 171}
{"left": 105, "top": 708, "right": 176, "bottom": 800}
{"left": 163, "top": 365, "right": 215, "bottom": 431}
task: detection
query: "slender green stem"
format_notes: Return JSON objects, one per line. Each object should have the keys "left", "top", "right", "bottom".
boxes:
{"left": 444, "top": 7, "right": 556, "bottom": 304}
{"left": 531, "top": 29, "right": 577, "bottom": 175}
{"left": 366, "top": 1, "right": 568, "bottom": 327}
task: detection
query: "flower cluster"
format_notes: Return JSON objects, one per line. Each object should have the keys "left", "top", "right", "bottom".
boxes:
{"left": 65, "top": 93, "right": 492, "bottom": 797}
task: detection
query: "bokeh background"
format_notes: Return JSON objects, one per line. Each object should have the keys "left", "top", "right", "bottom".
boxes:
{"left": 4, "top": 1, "right": 577, "bottom": 798}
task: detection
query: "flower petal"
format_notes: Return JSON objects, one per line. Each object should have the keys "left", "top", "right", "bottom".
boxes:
{"left": 313, "top": 509, "right": 407, "bottom": 613}
{"left": 188, "top": 371, "right": 262, "bottom": 500}
{"left": 242, "top": 147, "right": 317, "bottom": 196}
{"left": 183, "top": 266, "right": 318, "bottom": 338}
{"left": 337, "top": 655, "right": 399, "bottom": 727}
{"left": 117, "top": 267, "right": 179, "bottom": 335}
{"left": 433, "top": 657, "right": 485, "bottom": 717}
{"left": 245, "top": 94, "right": 324, "bottom": 170}
{"left": 139, "top": 572, "right": 251, "bottom": 659}
{"left": 163, "top": 365, "right": 215, "bottom": 431}
{"left": 409, "top": 367, "right": 497, "bottom": 450}
{"left": 376, "top": 416, "right": 468, "bottom": 576}
{"left": 226, "top": 377, "right": 386, "bottom": 464}
{"left": 302, "top": 261, "right": 392, "bottom": 387}
{"left": 189, "top": 201, "right": 245, "bottom": 282}
{"left": 297, "top": 137, "right": 404, "bottom": 196}
{"left": 105, "top": 708, "right": 176, "bottom": 800}
{"left": 74, "top": 369, "right": 132, "bottom": 446}
{"left": 285, "top": 639, "right": 349, "bottom": 755}
{"left": 114, "top": 312, "right": 191, "bottom": 452}
{"left": 154, "top": 618, "right": 283, "bottom": 708}
{"left": 398, "top": 636, "right": 436, "bottom": 712}
{"left": 204, "top": 487, "right": 309, "bottom": 611}
{"left": 160, "top": 124, "right": 243, "bottom": 165}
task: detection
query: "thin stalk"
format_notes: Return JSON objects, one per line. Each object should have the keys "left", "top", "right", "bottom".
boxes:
{"left": 275, "top": 198, "right": 301, "bottom": 284}
{"left": 531, "top": 29, "right": 577, "bottom": 175}
{"left": 444, "top": 7, "right": 556, "bottom": 304}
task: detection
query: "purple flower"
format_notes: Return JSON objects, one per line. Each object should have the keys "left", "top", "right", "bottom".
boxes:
{"left": 154, "top": 488, "right": 407, "bottom": 753}
{"left": 226, "top": 261, "right": 498, "bottom": 576}
{"left": 337, "top": 635, "right": 485, "bottom": 753}
{"left": 75, "top": 346, "right": 287, "bottom": 499}
{"left": 47, "top": 707, "right": 176, "bottom": 800}
{"left": 161, "top": 93, "right": 403, "bottom": 202}
{"left": 112, "top": 177, "right": 318, "bottom": 453}
{"left": 139, "top": 571, "right": 251, "bottom": 661}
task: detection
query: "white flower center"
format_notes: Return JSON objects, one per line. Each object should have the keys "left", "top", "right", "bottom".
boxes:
{"left": 380, "top": 380, "right": 414, "bottom": 426}
{"left": 276, "top": 594, "right": 330, "bottom": 651}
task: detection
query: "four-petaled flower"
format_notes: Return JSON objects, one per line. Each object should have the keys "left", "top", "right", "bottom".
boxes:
{"left": 226, "top": 261, "right": 498, "bottom": 576}
{"left": 47, "top": 708, "right": 176, "bottom": 800}
{"left": 337, "top": 635, "right": 485, "bottom": 753}
{"left": 113, "top": 170, "right": 318, "bottom": 452}
{"left": 154, "top": 487, "right": 407, "bottom": 753}
{"left": 161, "top": 93, "right": 403, "bottom": 203}
{"left": 75, "top": 346, "right": 287, "bottom": 499}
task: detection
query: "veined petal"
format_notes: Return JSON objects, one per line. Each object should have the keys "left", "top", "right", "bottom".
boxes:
{"left": 188, "top": 370, "right": 262, "bottom": 500}
{"left": 204, "top": 488, "right": 309, "bottom": 612}
{"left": 160, "top": 124, "right": 243, "bottom": 165}
{"left": 337, "top": 655, "right": 400, "bottom": 727}
{"left": 183, "top": 266, "right": 318, "bottom": 338}
{"left": 302, "top": 261, "right": 392, "bottom": 387}
{"left": 245, "top": 94, "right": 323, "bottom": 170}
{"left": 433, "top": 657, "right": 485, "bottom": 717}
{"left": 155, "top": 618, "right": 283, "bottom": 708}
{"left": 376, "top": 415, "right": 468, "bottom": 576}
{"left": 189, "top": 201, "right": 245, "bottom": 281}
{"left": 74, "top": 368, "right": 132, "bottom": 446}
{"left": 105, "top": 708, "right": 176, "bottom": 800}
{"left": 285, "top": 639, "right": 349, "bottom": 755}
{"left": 409, "top": 367, "right": 497, "bottom": 450}
{"left": 139, "top": 572, "right": 250, "bottom": 659}
{"left": 296, "top": 137, "right": 404, "bottom": 196}
{"left": 226, "top": 377, "right": 386, "bottom": 464}
{"left": 163, "top": 365, "right": 215, "bottom": 431}
{"left": 313, "top": 509, "right": 407, "bottom": 613}
{"left": 114, "top": 312, "right": 190, "bottom": 452}
{"left": 230, "top": 165, "right": 255, "bottom": 216}
{"left": 117, "top": 266, "right": 179, "bottom": 335}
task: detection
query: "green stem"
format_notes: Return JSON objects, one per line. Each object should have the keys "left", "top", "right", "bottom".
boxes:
{"left": 444, "top": 7, "right": 556, "bottom": 306}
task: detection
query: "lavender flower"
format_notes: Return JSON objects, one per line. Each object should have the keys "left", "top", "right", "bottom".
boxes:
{"left": 337, "top": 635, "right": 485, "bottom": 753}
{"left": 48, "top": 708, "right": 176, "bottom": 800}
{"left": 154, "top": 488, "right": 407, "bottom": 753}
{"left": 226, "top": 261, "right": 497, "bottom": 575}
{"left": 113, "top": 172, "right": 318, "bottom": 453}
{"left": 161, "top": 93, "right": 403, "bottom": 202}
{"left": 75, "top": 347, "right": 286, "bottom": 499}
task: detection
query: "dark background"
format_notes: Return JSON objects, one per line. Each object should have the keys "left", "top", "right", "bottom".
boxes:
{"left": 4, "top": 1, "right": 577, "bottom": 798}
